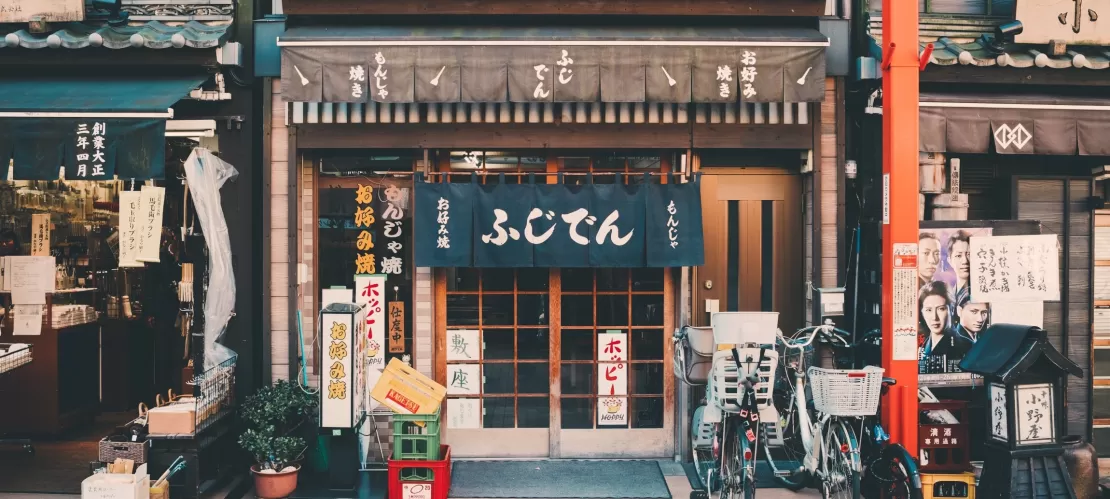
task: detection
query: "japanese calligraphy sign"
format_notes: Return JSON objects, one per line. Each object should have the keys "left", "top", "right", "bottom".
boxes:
{"left": 355, "top": 274, "right": 387, "bottom": 407}
{"left": 5, "top": 118, "right": 169, "bottom": 181}
{"left": 447, "top": 397, "right": 481, "bottom": 429}
{"left": 30, "top": 213, "right": 50, "bottom": 257}
{"left": 598, "top": 331, "right": 628, "bottom": 397}
{"left": 990, "top": 383, "right": 1008, "bottom": 441}
{"left": 388, "top": 301, "right": 405, "bottom": 353}
{"left": 315, "top": 49, "right": 417, "bottom": 103}
{"left": 447, "top": 363, "right": 480, "bottom": 395}
{"left": 414, "top": 175, "right": 704, "bottom": 268}
{"left": 598, "top": 331, "right": 628, "bottom": 363}
{"left": 118, "top": 190, "right": 143, "bottom": 267}
{"left": 446, "top": 329, "right": 480, "bottom": 361}
{"left": 1014, "top": 0, "right": 1109, "bottom": 46}
{"left": 321, "top": 312, "right": 355, "bottom": 428}
{"left": 598, "top": 397, "right": 629, "bottom": 426}
{"left": 1014, "top": 383, "right": 1055, "bottom": 445}
{"left": 136, "top": 186, "right": 165, "bottom": 263}
{"left": 969, "top": 234, "right": 1060, "bottom": 303}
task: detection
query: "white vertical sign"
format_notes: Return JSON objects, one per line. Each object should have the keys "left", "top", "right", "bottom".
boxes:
{"left": 1014, "top": 383, "right": 1054, "bottom": 445}
{"left": 321, "top": 312, "right": 354, "bottom": 428}
{"left": 892, "top": 243, "right": 919, "bottom": 361}
{"left": 597, "top": 331, "right": 628, "bottom": 396}
{"left": 447, "top": 398, "right": 481, "bottom": 429}
{"left": 989, "top": 383, "right": 1008, "bottom": 442}
{"left": 136, "top": 186, "right": 166, "bottom": 262}
{"left": 446, "top": 330, "right": 480, "bottom": 361}
{"left": 446, "top": 364, "right": 481, "bottom": 395}
{"left": 355, "top": 274, "right": 387, "bottom": 409}
{"left": 118, "top": 190, "right": 143, "bottom": 267}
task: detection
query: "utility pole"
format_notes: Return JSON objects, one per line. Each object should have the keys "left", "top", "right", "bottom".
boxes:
{"left": 881, "top": 0, "right": 920, "bottom": 456}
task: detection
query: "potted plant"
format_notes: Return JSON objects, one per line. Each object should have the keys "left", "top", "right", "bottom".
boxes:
{"left": 238, "top": 380, "right": 318, "bottom": 499}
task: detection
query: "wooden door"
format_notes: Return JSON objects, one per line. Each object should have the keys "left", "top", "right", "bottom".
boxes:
{"left": 695, "top": 171, "right": 804, "bottom": 335}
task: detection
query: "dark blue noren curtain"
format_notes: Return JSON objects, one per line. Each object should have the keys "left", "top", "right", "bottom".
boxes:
{"left": 413, "top": 178, "right": 474, "bottom": 267}
{"left": 589, "top": 181, "right": 646, "bottom": 267}
{"left": 0, "top": 118, "right": 166, "bottom": 180}
{"left": 473, "top": 180, "right": 535, "bottom": 267}
{"left": 647, "top": 176, "right": 705, "bottom": 267}
{"left": 533, "top": 182, "right": 590, "bottom": 267}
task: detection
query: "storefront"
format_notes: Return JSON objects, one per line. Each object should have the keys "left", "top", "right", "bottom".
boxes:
{"left": 267, "top": 19, "right": 845, "bottom": 460}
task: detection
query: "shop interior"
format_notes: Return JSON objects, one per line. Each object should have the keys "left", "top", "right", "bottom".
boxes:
{"left": 0, "top": 140, "right": 202, "bottom": 494}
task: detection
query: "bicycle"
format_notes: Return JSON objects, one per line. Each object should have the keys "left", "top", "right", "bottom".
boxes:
{"left": 674, "top": 312, "right": 780, "bottom": 499}
{"left": 761, "top": 323, "right": 923, "bottom": 499}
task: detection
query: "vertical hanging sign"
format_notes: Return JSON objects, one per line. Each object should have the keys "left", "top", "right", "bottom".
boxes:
{"left": 355, "top": 274, "right": 387, "bottom": 408}
{"left": 30, "top": 214, "right": 50, "bottom": 256}
{"left": 388, "top": 301, "right": 405, "bottom": 353}
{"left": 136, "top": 185, "right": 166, "bottom": 263}
{"left": 354, "top": 184, "right": 377, "bottom": 275}
{"left": 892, "top": 243, "right": 919, "bottom": 361}
{"left": 118, "top": 190, "right": 143, "bottom": 267}
{"left": 321, "top": 312, "right": 354, "bottom": 428}
{"left": 597, "top": 331, "right": 628, "bottom": 425}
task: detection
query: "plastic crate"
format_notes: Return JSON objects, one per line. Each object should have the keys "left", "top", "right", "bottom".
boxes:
{"left": 921, "top": 472, "right": 976, "bottom": 499}
{"left": 388, "top": 445, "right": 451, "bottom": 499}
{"left": 392, "top": 409, "right": 442, "bottom": 461}
{"left": 918, "top": 400, "right": 971, "bottom": 473}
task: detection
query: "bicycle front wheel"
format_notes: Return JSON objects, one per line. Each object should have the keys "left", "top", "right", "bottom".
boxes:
{"left": 821, "top": 419, "right": 861, "bottom": 499}
{"left": 867, "top": 443, "right": 923, "bottom": 499}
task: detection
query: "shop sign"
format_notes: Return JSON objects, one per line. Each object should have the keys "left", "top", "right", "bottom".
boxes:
{"left": 446, "top": 363, "right": 480, "bottom": 395}
{"left": 597, "top": 332, "right": 628, "bottom": 397}
{"left": 1015, "top": 0, "right": 1108, "bottom": 46}
{"left": 30, "top": 214, "right": 50, "bottom": 257}
{"left": 388, "top": 301, "right": 405, "bottom": 353}
{"left": 118, "top": 190, "right": 143, "bottom": 267}
{"left": 990, "top": 383, "right": 1008, "bottom": 441}
{"left": 446, "top": 329, "right": 480, "bottom": 361}
{"left": 136, "top": 186, "right": 165, "bottom": 263}
{"left": 414, "top": 175, "right": 704, "bottom": 268}
{"left": 598, "top": 397, "right": 628, "bottom": 426}
{"left": 355, "top": 274, "right": 387, "bottom": 408}
{"left": 1014, "top": 383, "right": 1055, "bottom": 445}
{"left": 322, "top": 313, "right": 354, "bottom": 428}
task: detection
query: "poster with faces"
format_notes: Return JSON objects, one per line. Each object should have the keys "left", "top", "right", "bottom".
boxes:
{"left": 916, "top": 227, "right": 993, "bottom": 374}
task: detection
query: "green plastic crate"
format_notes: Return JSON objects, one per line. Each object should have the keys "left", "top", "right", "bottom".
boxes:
{"left": 392, "top": 409, "right": 442, "bottom": 461}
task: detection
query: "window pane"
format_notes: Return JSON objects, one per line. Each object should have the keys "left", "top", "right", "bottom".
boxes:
{"left": 518, "top": 294, "right": 549, "bottom": 325}
{"left": 483, "top": 269, "right": 515, "bottom": 291}
{"left": 562, "top": 295, "right": 595, "bottom": 326}
{"left": 631, "top": 329, "right": 664, "bottom": 361}
{"left": 561, "top": 398, "right": 593, "bottom": 429}
{"left": 518, "top": 328, "right": 550, "bottom": 360}
{"left": 561, "top": 268, "right": 594, "bottom": 292}
{"left": 561, "top": 330, "right": 594, "bottom": 361}
{"left": 561, "top": 363, "right": 593, "bottom": 394}
{"left": 483, "top": 329, "right": 514, "bottom": 360}
{"left": 631, "top": 268, "right": 664, "bottom": 291}
{"left": 631, "top": 397, "right": 664, "bottom": 429}
{"left": 447, "top": 268, "right": 480, "bottom": 292}
{"left": 518, "top": 268, "right": 550, "bottom": 291}
{"left": 518, "top": 363, "right": 550, "bottom": 394}
{"left": 484, "top": 398, "right": 514, "bottom": 428}
{"left": 518, "top": 397, "right": 550, "bottom": 428}
{"left": 632, "top": 363, "right": 664, "bottom": 395}
{"left": 596, "top": 296, "right": 629, "bottom": 326}
{"left": 446, "top": 295, "right": 479, "bottom": 326}
{"left": 483, "top": 295, "right": 515, "bottom": 326}
{"left": 632, "top": 295, "right": 664, "bottom": 326}
{"left": 483, "top": 364, "right": 514, "bottom": 394}
{"left": 596, "top": 269, "right": 629, "bottom": 291}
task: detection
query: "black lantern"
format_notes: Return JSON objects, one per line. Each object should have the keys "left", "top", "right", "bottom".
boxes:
{"left": 958, "top": 324, "right": 1083, "bottom": 499}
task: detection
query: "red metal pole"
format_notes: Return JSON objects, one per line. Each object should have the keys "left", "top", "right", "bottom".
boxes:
{"left": 881, "top": 0, "right": 920, "bottom": 456}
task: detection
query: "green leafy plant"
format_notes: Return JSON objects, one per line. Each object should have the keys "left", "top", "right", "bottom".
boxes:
{"left": 238, "top": 380, "right": 318, "bottom": 471}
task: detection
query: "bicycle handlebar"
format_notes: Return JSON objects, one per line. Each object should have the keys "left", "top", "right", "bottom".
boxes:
{"left": 777, "top": 324, "right": 853, "bottom": 350}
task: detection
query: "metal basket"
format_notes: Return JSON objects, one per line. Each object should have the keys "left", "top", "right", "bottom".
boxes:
{"left": 673, "top": 326, "right": 715, "bottom": 386}
{"left": 0, "top": 343, "right": 32, "bottom": 375}
{"left": 709, "top": 348, "right": 778, "bottom": 414}
{"left": 808, "top": 366, "right": 884, "bottom": 417}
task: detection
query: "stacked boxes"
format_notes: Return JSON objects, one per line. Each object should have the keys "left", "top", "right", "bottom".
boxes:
{"left": 371, "top": 359, "right": 450, "bottom": 499}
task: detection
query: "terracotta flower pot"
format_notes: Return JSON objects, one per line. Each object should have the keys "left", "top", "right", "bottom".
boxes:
{"left": 252, "top": 464, "right": 300, "bottom": 499}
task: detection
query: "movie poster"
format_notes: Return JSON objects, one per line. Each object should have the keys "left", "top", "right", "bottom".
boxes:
{"left": 916, "top": 228, "right": 992, "bottom": 374}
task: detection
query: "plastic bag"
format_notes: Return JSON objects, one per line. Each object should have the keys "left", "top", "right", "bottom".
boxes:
{"left": 183, "top": 148, "right": 239, "bottom": 370}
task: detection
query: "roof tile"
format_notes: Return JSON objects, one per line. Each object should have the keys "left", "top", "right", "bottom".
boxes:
{"left": 0, "top": 21, "right": 229, "bottom": 49}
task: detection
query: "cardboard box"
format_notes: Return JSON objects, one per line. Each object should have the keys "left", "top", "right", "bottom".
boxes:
{"left": 370, "top": 358, "right": 446, "bottom": 415}
{"left": 147, "top": 402, "right": 196, "bottom": 435}
{"left": 82, "top": 463, "right": 150, "bottom": 499}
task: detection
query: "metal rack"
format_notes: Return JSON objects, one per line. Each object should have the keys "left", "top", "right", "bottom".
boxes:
{"left": 0, "top": 343, "right": 34, "bottom": 454}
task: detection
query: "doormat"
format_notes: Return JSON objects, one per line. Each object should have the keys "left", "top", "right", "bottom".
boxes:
{"left": 449, "top": 460, "right": 671, "bottom": 499}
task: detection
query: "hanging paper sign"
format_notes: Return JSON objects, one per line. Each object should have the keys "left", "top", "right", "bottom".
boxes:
{"left": 892, "top": 242, "right": 918, "bottom": 361}
{"left": 990, "top": 383, "right": 1008, "bottom": 441}
{"left": 136, "top": 186, "right": 166, "bottom": 262}
{"left": 381, "top": 184, "right": 407, "bottom": 276}
{"left": 597, "top": 331, "right": 627, "bottom": 363}
{"left": 446, "top": 329, "right": 480, "bottom": 361}
{"left": 413, "top": 178, "right": 705, "bottom": 268}
{"left": 969, "top": 234, "right": 1060, "bottom": 303}
{"left": 597, "top": 361, "right": 627, "bottom": 396}
{"left": 447, "top": 397, "right": 481, "bottom": 429}
{"left": 321, "top": 312, "right": 354, "bottom": 428}
{"left": 597, "top": 397, "right": 628, "bottom": 426}
{"left": 446, "top": 363, "right": 480, "bottom": 395}
{"left": 118, "top": 190, "right": 143, "bottom": 267}
{"left": 388, "top": 301, "right": 405, "bottom": 353}
{"left": 355, "top": 274, "right": 387, "bottom": 408}
{"left": 30, "top": 213, "right": 50, "bottom": 257}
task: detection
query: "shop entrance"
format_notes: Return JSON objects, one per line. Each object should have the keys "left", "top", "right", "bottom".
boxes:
{"left": 441, "top": 268, "right": 673, "bottom": 458}
{"left": 696, "top": 170, "right": 804, "bottom": 333}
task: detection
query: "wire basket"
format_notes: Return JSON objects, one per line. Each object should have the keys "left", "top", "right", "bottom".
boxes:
{"left": 808, "top": 366, "right": 884, "bottom": 417}
{"left": 0, "top": 343, "right": 33, "bottom": 375}
{"left": 710, "top": 348, "right": 778, "bottom": 414}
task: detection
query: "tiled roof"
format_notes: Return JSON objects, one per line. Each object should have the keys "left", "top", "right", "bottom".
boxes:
{"left": 0, "top": 21, "right": 229, "bottom": 49}
{"left": 868, "top": 13, "right": 1110, "bottom": 70}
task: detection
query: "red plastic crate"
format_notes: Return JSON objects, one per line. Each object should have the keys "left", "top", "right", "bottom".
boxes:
{"left": 388, "top": 445, "right": 451, "bottom": 499}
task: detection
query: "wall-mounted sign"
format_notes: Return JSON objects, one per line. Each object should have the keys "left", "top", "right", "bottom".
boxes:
{"left": 388, "top": 301, "right": 405, "bottom": 353}
{"left": 597, "top": 397, "right": 628, "bottom": 426}
{"left": 447, "top": 397, "right": 481, "bottom": 429}
{"left": 990, "top": 383, "right": 1008, "bottom": 442}
{"left": 446, "top": 363, "right": 480, "bottom": 395}
{"left": 969, "top": 234, "right": 1060, "bottom": 303}
{"left": 0, "top": 0, "right": 83, "bottom": 23}
{"left": 322, "top": 313, "right": 355, "bottom": 428}
{"left": 446, "top": 329, "right": 480, "bottom": 361}
{"left": 1015, "top": 0, "right": 1107, "bottom": 46}
{"left": 355, "top": 275, "right": 386, "bottom": 408}
{"left": 414, "top": 176, "right": 705, "bottom": 268}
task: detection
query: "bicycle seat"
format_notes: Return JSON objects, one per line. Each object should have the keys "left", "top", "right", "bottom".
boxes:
{"left": 881, "top": 377, "right": 897, "bottom": 386}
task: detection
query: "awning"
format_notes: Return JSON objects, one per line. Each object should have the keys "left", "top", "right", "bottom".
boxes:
{"left": 920, "top": 93, "right": 1110, "bottom": 156}
{"left": 278, "top": 27, "right": 828, "bottom": 104}
{"left": 0, "top": 76, "right": 208, "bottom": 180}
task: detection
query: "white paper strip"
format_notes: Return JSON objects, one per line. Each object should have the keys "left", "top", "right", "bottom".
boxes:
{"left": 13, "top": 304, "right": 42, "bottom": 336}
{"left": 118, "top": 190, "right": 143, "bottom": 267}
{"left": 136, "top": 186, "right": 166, "bottom": 262}
{"left": 354, "top": 275, "right": 387, "bottom": 409}
{"left": 447, "top": 398, "right": 481, "bottom": 429}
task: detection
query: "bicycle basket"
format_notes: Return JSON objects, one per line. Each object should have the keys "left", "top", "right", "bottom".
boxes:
{"left": 674, "top": 326, "right": 714, "bottom": 385}
{"left": 711, "top": 312, "right": 779, "bottom": 346}
{"left": 808, "top": 366, "right": 884, "bottom": 417}
{"left": 710, "top": 348, "right": 778, "bottom": 414}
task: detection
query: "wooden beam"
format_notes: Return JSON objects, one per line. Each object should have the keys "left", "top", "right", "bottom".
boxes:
{"left": 922, "top": 66, "right": 1110, "bottom": 87}
{"left": 283, "top": 0, "right": 825, "bottom": 16}
{"left": 298, "top": 123, "right": 814, "bottom": 150}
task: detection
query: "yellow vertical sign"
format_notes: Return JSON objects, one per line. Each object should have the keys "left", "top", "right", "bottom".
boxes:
{"left": 354, "top": 184, "right": 376, "bottom": 274}
{"left": 388, "top": 301, "right": 405, "bottom": 353}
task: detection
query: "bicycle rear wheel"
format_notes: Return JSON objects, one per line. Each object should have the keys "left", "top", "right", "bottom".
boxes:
{"left": 691, "top": 406, "right": 720, "bottom": 492}
{"left": 761, "top": 334, "right": 811, "bottom": 491}
{"left": 864, "top": 443, "right": 922, "bottom": 499}
{"left": 821, "top": 419, "right": 860, "bottom": 499}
